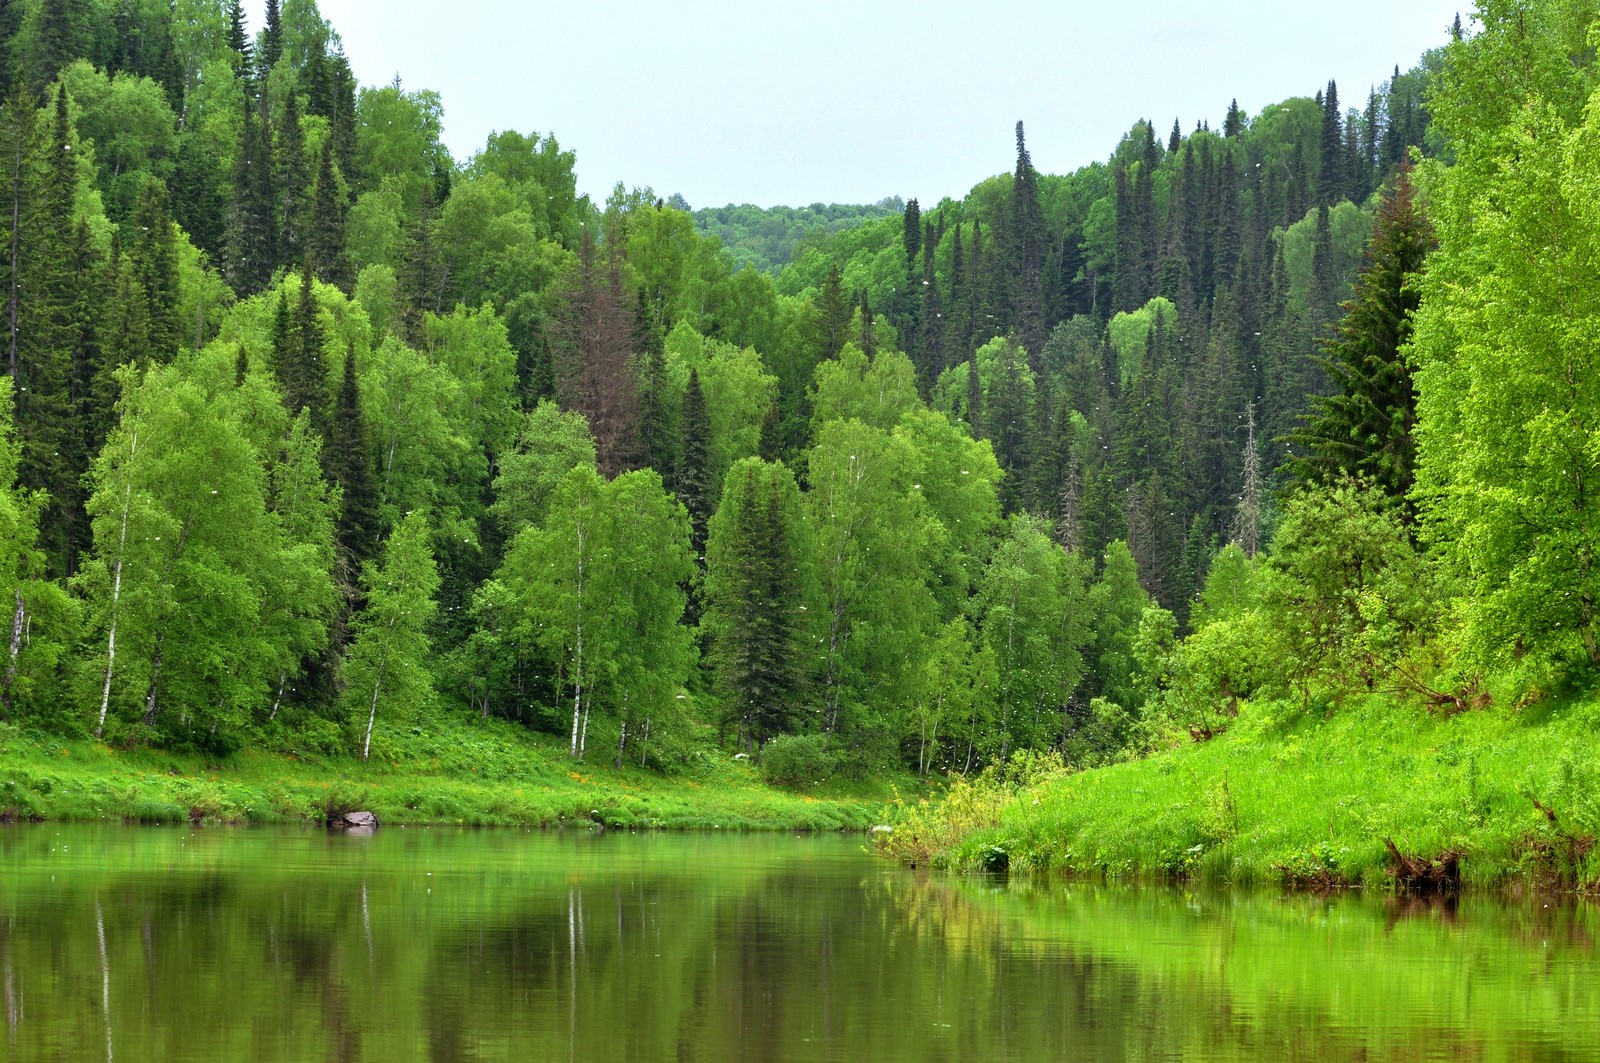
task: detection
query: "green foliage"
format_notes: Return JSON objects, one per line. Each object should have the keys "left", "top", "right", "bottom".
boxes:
{"left": 343, "top": 508, "right": 440, "bottom": 760}
{"left": 1412, "top": 1, "right": 1600, "bottom": 684}
{"left": 693, "top": 200, "right": 899, "bottom": 275}
{"left": 758, "top": 732, "right": 836, "bottom": 788}
{"left": 1263, "top": 479, "right": 1428, "bottom": 699}
{"left": 703, "top": 458, "right": 809, "bottom": 748}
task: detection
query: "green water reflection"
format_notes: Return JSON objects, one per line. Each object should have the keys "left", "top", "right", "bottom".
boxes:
{"left": 0, "top": 825, "right": 1595, "bottom": 1061}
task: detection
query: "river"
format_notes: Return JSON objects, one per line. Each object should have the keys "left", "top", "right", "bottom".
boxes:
{"left": 0, "top": 824, "right": 1595, "bottom": 1061}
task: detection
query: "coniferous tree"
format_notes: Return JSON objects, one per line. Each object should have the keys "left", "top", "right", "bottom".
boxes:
{"left": 901, "top": 197, "right": 921, "bottom": 269}
{"left": 917, "top": 220, "right": 944, "bottom": 388}
{"left": 257, "top": 0, "right": 283, "bottom": 78}
{"left": 1319, "top": 80, "right": 1344, "bottom": 204}
{"left": 704, "top": 458, "right": 807, "bottom": 750}
{"left": 548, "top": 232, "right": 639, "bottom": 476}
{"left": 1010, "top": 121, "right": 1046, "bottom": 362}
{"left": 813, "top": 261, "right": 849, "bottom": 362}
{"left": 1224, "top": 98, "right": 1243, "bottom": 139}
{"left": 678, "top": 367, "right": 712, "bottom": 564}
{"left": 328, "top": 346, "right": 380, "bottom": 576}
{"left": 276, "top": 82, "right": 309, "bottom": 268}
{"left": 1288, "top": 165, "right": 1432, "bottom": 516}
{"left": 945, "top": 221, "right": 970, "bottom": 361}
{"left": 226, "top": 0, "right": 251, "bottom": 71}
{"left": 307, "top": 141, "right": 350, "bottom": 289}
{"left": 13, "top": 85, "right": 77, "bottom": 576}
{"left": 125, "top": 178, "right": 182, "bottom": 360}
{"left": 397, "top": 184, "right": 447, "bottom": 342}
{"left": 224, "top": 93, "right": 276, "bottom": 294}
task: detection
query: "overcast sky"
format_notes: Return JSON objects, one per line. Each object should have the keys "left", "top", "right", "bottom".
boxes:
{"left": 261, "top": 1, "right": 1465, "bottom": 209}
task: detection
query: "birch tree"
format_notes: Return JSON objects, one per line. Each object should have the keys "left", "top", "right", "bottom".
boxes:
{"left": 343, "top": 509, "right": 438, "bottom": 761}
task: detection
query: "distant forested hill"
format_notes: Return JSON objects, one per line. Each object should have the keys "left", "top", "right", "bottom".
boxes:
{"left": 690, "top": 199, "right": 903, "bottom": 274}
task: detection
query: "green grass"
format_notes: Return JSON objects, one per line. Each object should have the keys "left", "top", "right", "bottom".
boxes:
{"left": 881, "top": 692, "right": 1600, "bottom": 891}
{"left": 0, "top": 713, "right": 896, "bottom": 831}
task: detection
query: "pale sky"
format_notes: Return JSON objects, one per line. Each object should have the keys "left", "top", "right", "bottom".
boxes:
{"left": 259, "top": 1, "right": 1465, "bottom": 209}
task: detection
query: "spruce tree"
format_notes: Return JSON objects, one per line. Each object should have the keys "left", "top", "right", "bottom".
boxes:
{"left": 1288, "top": 165, "right": 1432, "bottom": 517}
{"left": 813, "top": 262, "right": 849, "bottom": 361}
{"left": 902, "top": 197, "right": 921, "bottom": 268}
{"left": 678, "top": 367, "right": 712, "bottom": 564}
{"left": 918, "top": 219, "right": 944, "bottom": 388}
{"left": 276, "top": 82, "right": 309, "bottom": 268}
{"left": 328, "top": 346, "right": 381, "bottom": 576}
{"left": 126, "top": 178, "right": 182, "bottom": 360}
{"left": 257, "top": 0, "right": 283, "bottom": 78}
{"left": 1224, "top": 99, "right": 1243, "bottom": 138}
{"left": 704, "top": 459, "right": 807, "bottom": 749}
{"left": 307, "top": 141, "right": 350, "bottom": 289}
{"left": 1010, "top": 121, "right": 1046, "bottom": 362}
{"left": 226, "top": 0, "right": 251, "bottom": 71}
{"left": 1319, "top": 80, "right": 1344, "bottom": 204}
{"left": 224, "top": 93, "right": 276, "bottom": 294}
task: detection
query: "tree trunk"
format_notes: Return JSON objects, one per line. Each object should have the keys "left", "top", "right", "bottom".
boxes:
{"left": 362, "top": 653, "right": 388, "bottom": 762}
{"left": 141, "top": 640, "right": 164, "bottom": 727}
{"left": 96, "top": 443, "right": 140, "bottom": 738}
{"left": 0, "top": 589, "right": 24, "bottom": 716}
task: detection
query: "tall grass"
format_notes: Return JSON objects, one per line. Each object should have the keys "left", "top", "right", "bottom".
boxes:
{"left": 878, "top": 694, "right": 1600, "bottom": 892}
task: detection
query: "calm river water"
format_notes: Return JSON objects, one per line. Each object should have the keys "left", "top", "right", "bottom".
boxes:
{"left": 0, "top": 824, "right": 1595, "bottom": 1062}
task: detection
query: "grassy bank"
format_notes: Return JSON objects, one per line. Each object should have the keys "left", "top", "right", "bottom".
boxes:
{"left": 878, "top": 693, "right": 1600, "bottom": 891}
{"left": 0, "top": 715, "right": 894, "bottom": 830}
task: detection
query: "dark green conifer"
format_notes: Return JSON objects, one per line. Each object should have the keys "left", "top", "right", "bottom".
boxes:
{"left": 308, "top": 141, "right": 350, "bottom": 289}
{"left": 1319, "top": 80, "right": 1344, "bottom": 204}
{"left": 678, "top": 367, "right": 712, "bottom": 564}
{"left": 902, "top": 197, "right": 921, "bottom": 268}
{"left": 224, "top": 93, "right": 276, "bottom": 294}
{"left": 276, "top": 83, "right": 309, "bottom": 267}
{"left": 226, "top": 0, "right": 251, "bottom": 71}
{"left": 813, "top": 262, "right": 849, "bottom": 361}
{"left": 328, "top": 345, "right": 381, "bottom": 574}
{"left": 708, "top": 461, "right": 806, "bottom": 749}
{"left": 1288, "top": 165, "right": 1432, "bottom": 519}
{"left": 126, "top": 178, "right": 182, "bottom": 359}
{"left": 1224, "top": 99, "right": 1243, "bottom": 138}
{"left": 257, "top": 0, "right": 283, "bottom": 77}
{"left": 1010, "top": 121, "right": 1046, "bottom": 362}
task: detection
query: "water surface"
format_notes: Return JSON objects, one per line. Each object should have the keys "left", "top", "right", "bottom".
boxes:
{"left": 1, "top": 825, "right": 1595, "bottom": 1061}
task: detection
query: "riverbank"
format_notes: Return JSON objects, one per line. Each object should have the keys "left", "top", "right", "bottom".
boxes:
{"left": 0, "top": 716, "right": 894, "bottom": 830}
{"left": 877, "top": 693, "right": 1600, "bottom": 892}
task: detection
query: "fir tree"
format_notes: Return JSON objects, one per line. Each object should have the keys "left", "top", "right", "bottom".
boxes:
{"left": 678, "top": 367, "right": 712, "bottom": 564}
{"left": 224, "top": 93, "right": 276, "bottom": 294}
{"left": 1010, "top": 121, "right": 1046, "bottom": 362}
{"left": 902, "top": 197, "right": 921, "bottom": 268}
{"left": 704, "top": 459, "right": 807, "bottom": 750}
{"left": 1319, "top": 80, "right": 1344, "bottom": 204}
{"left": 1288, "top": 165, "right": 1432, "bottom": 517}
{"left": 257, "top": 0, "right": 283, "bottom": 78}
{"left": 225, "top": 0, "right": 251, "bottom": 72}
{"left": 307, "top": 141, "right": 350, "bottom": 289}
{"left": 276, "top": 82, "right": 309, "bottom": 267}
{"left": 813, "top": 261, "right": 849, "bottom": 362}
{"left": 1224, "top": 98, "right": 1243, "bottom": 138}
{"left": 328, "top": 346, "right": 381, "bottom": 576}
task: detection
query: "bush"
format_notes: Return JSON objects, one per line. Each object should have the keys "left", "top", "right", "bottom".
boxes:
{"left": 759, "top": 733, "right": 836, "bottom": 788}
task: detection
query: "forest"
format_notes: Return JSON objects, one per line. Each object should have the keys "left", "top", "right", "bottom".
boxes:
{"left": 0, "top": 0, "right": 1593, "bottom": 806}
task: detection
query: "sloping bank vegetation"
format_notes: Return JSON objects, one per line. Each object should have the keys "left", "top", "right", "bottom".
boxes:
{"left": 879, "top": 4, "right": 1600, "bottom": 893}
{"left": 0, "top": 716, "right": 886, "bottom": 829}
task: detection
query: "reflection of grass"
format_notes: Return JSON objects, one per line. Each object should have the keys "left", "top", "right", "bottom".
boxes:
{"left": 0, "top": 716, "right": 889, "bottom": 830}
{"left": 890, "top": 873, "right": 1600, "bottom": 1061}
{"left": 890, "top": 694, "right": 1600, "bottom": 890}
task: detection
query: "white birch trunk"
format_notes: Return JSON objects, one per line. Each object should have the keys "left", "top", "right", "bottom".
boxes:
{"left": 96, "top": 433, "right": 139, "bottom": 740}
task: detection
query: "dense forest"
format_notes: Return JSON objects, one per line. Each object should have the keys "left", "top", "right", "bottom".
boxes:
{"left": 0, "top": 0, "right": 1590, "bottom": 789}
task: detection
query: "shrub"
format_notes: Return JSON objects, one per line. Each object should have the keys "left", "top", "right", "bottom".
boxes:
{"left": 759, "top": 733, "right": 836, "bottom": 788}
